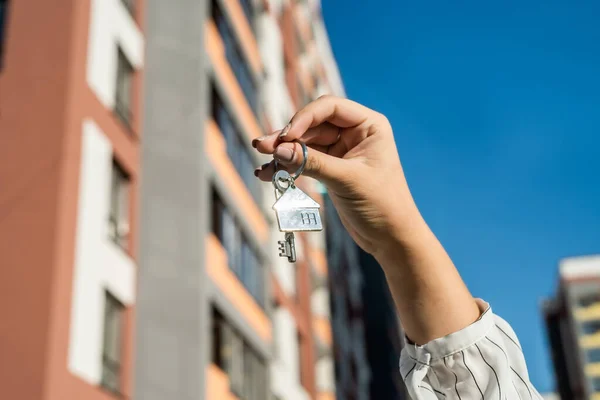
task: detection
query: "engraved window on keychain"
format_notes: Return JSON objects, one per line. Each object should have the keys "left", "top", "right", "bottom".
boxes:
{"left": 271, "top": 141, "right": 323, "bottom": 263}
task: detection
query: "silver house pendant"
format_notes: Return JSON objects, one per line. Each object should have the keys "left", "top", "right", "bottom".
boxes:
{"left": 270, "top": 141, "right": 322, "bottom": 263}
{"left": 272, "top": 184, "right": 323, "bottom": 232}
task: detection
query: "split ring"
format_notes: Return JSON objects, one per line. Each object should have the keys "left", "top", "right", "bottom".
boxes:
{"left": 273, "top": 140, "right": 308, "bottom": 181}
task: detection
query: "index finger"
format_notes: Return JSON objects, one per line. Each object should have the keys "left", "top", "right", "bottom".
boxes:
{"left": 282, "top": 96, "right": 373, "bottom": 140}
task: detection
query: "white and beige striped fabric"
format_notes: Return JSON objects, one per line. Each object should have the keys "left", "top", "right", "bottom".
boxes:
{"left": 400, "top": 299, "right": 543, "bottom": 400}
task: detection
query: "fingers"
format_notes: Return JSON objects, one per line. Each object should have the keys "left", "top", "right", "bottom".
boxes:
{"left": 281, "top": 95, "right": 372, "bottom": 142}
{"left": 252, "top": 123, "right": 340, "bottom": 155}
{"left": 254, "top": 160, "right": 277, "bottom": 181}
{"left": 251, "top": 96, "right": 375, "bottom": 186}
{"left": 270, "top": 141, "right": 347, "bottom": 188}
{"left": 253, "top": 142, "right": 330, "bottom": 182}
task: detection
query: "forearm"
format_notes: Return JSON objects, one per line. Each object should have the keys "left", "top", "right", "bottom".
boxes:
{"left": 374, "top": 210, "right": 479, "bottom": 345}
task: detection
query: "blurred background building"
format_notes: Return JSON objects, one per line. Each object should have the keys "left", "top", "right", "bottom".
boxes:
{"left": 0, "top": 0, "right": 407, "bottom": 400}
{"left": 323, "top": 195, "right": 409, "bottom": 400}
{"left": 139, "top": 0, "right": 341, "bottom": 399}
{"left": 0, "top": 0, "right": 144, "bottom": 398}
{"left": 358, "top": 251, "right": 410, "bottom": 400}
{"left": 543, "top": 255, "right": 600, "bottom": 400}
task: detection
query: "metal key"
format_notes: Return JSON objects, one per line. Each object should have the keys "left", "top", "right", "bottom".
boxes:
{"left": 270, "top": 141, "right": 322, "bottom": 263}
{"left": 278, "top": 232, "right": 296, "bottom": 263}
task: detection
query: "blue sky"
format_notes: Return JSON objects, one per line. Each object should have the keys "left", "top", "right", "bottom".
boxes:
{"left": 322, "top": 0, "right": 600, "bottom": 393}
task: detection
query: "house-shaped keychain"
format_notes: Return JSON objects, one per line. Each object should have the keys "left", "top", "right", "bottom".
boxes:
{"left": 272, "top": 185, "right": 323, "bottom": 232}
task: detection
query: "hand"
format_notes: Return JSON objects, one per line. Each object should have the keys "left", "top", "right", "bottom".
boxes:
{"left": 253, "top": 95, "right": 423, "bottom": 258}
{"left": 252, "top": 95, "right": 479, "bottom": 344}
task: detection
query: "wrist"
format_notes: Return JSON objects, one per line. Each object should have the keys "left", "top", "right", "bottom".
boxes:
{"left": 372, "top": 206, "right": 430, "bottom": 272}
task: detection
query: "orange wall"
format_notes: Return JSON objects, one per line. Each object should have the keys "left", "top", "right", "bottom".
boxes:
{"left": 206, "top": 364, "right": 240, "bottom": 400}
{"left": 206, "top": 235, "right": 272, "bottom": 341}
{"left": 206, "top": 119, "right": 267, "bottom": 239}
{"left": 0, "top": 0, "right": 79, "bottom": 398}
{"left": 44, "top": 0, "right": 142, "bottom": 398}
{"left": 313, "top": 316, "right": 333, "bottom": 347}
{"left": 0, "top": 0, "right": 142, "bottom": 399}
{"left": 221, "top": 0, "right": 262, "bottom": 75}
{"left": 205, "top": 21, "right": 263, "bottom": 141}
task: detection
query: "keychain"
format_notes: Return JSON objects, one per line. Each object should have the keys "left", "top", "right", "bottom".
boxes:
{"left": 271, "top": 141, "right": 323, "bottom": 263}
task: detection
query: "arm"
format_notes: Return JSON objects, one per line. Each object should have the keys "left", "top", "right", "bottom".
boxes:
{"left": 253, "top": 96, "right": 542, "bottom": 399}
{"left": 253, "top": 95, "right": 478, "bottom": 344}
{"left": 375, "top": 211, "right": 480, "bottom": 345}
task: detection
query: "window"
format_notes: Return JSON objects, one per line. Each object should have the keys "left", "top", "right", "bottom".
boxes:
{"left": 101, "top": 292, "right": 124, "bottom": 394}
{"left": 121, "top": 0, "right": 134, "bottom": 15}
{"left": 115, "top": 48, "right": 134, "bottom": 127}
{"left": 212, "top": 189, "right": 265, "bottom": 306}
{"left": 239, "top": 0, "right": 254, "bottom": 31}
{"left": 591, "top": 376, "right": 600, "bottom": 392}
{"left": 108, "top": 160, "right": 130, "bottom": 248}
{"left": 297, "top": 77, "right": 310, "bottom": 107}
{"left": 212, "top": 1, "right": 258, "bottom": 116}
{"left": 587, "top": 348, "right": 600, "bottom": 363}
{"left": 578, "top": 292, "right": 600, "bottom": 308}
{"left": 212, "top": 87, "right": 261, "bottom": 203}
{"left": 581, "top": 320, "right": 600, "bottom": 336}
{"left": 0, "top": 0, "right": 8, "bottom": 67}
{"left": 212, "top": 309, "right": 267, "bottom": 400}
{"left": 295, "top": 24, "right": 305, "bottom": 55}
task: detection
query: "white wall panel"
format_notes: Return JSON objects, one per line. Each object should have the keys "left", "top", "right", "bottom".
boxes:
{"left": 87, "top": 0, "right": 144, "bottom": 109}
{"left": 68, "top": 120, "right": 136, "bottom": 384}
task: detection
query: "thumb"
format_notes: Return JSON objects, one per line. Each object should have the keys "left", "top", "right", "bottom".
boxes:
{"left": 273, "top": 141, "right": 347, "bottom": 189}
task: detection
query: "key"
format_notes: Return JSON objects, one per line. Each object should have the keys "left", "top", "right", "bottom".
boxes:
{"left": 278, "top": 232, "right": 296, "bottom": 263}
{"left": 269, "top": 141, "right": 323, "bottom": 263}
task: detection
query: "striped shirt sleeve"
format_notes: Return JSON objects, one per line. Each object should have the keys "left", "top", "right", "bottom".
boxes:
{"left": 399, "top": 299, "right": 543, "bottom": 400}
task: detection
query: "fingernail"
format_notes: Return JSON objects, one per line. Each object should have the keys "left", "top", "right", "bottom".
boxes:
{"left": 251, "top": 136, "right": 266, "bottom": 148}
{"left": 274, "top": 146, "right": 294, "bottom": 162}
{"left": 279, "top": 124, "right": 291, "bottom": 138}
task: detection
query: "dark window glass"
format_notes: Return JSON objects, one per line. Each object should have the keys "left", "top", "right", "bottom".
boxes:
{"left": 212, "top": 88, "right": 262, "bottom": 204}
{"left": 212, "top": 309, "right": 267, "bottom": 399}
{"left": 121, "top": 0, "right": 134, "bottom": 15}
{"left": 578, "top": 293, "right": 600, "bottom": 308}
{"left": 101, "top": 292, "right": 124, "bottom": 394}
{"left": 295, "top": 24, "right": 305, "bottom": 55}
{"left": 592, "top": 376, "right": 600, "bottom": 392}
{"left": 115, "top": 49, "right": 134, "bottom": 127}
{"left": 581, "top": 320, "right": 600, "bottom": 336}
{"left": 0, "top": 0, "right": 9, "bottom": 67}
{"left": 297, "top": 77, "right": 310, "bottom": 107}
{"left": 587, "top": 348, "right": 600, "bottom": 363}
{"left": 108, "top": 161, "right": 130, "bottom": 248}
{"left": 239, "top": 0, "right": 254, "bottom": 31}
{"left": 211, "top": 190, "right": 264, "bottom": 307}
{"left": 212, "top": 2, "right": 258, "bottom": 116}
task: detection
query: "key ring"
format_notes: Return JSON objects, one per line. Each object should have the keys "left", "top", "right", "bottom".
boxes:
{"left": 272, "top": 140, "right": 308, "bottom": 193}
{"left": 273, "top": 140, "right": 308, "bottom": 179}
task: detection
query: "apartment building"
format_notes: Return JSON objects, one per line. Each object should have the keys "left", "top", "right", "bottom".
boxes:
{"left": 323, "top": 194, "right": 372, "bottom": 400}
{"left": 543, "top": 255, "right": 600, "bottom": 400}
{"left": 139, "top": 0, "right": 339, "bottom": 399}
{"left": 358, "top": 251, "right": 410, "bottom": 400}
{"left": 0, "top": 0, "right": 145, "bottom": 399}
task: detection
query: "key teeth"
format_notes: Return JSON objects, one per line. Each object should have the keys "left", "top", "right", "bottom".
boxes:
{"left": 278, "top": 241, "right": 287, "bottom": 257}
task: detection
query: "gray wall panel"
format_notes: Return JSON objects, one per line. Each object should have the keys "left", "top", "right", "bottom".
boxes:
{"left": 136, "top": 0, "right": 210, "bottom": 399}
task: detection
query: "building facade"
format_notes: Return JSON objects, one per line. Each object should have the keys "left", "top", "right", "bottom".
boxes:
{"left": 139, "top": 0, "right": 339, "bottom": 399}
{"left": 323, "top": 194, "right": 409, "bottom": 400}
{"left": 0, "top": 0, "right": 145, "bottom": 399}
{"left": 358, "top": 250, "right": 410, "bottom": 400}
{"left": 543, "top": 255, "right": 600, "bottom": 400}
{"left": 323, "top": 194, "right": 372, "bottom": 400}
{"left": 0, "top": 0, "right": 341, "bottom": 399}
